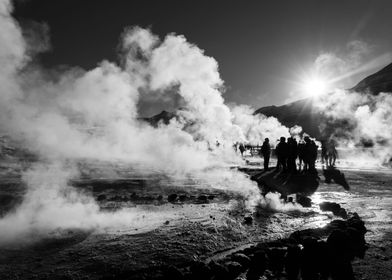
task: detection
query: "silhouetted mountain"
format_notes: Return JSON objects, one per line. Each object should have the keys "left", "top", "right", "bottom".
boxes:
{"left": 351, "top": 62, "right": 392, "bottom": 94}
{"left": 254, "top": 98, "right": 322, "bottom": 138}
{"left": 142, "top": 110, "right": 177, "bottom": 127}
{"left": 255, "top": 62, "right": 392, "bottom": 139}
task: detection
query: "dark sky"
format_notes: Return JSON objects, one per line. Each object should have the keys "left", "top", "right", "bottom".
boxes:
{"left": 13, "top": 0, "right": 392, "bottom": 115}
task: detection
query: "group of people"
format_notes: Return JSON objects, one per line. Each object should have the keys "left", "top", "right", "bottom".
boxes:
{"left": 260, "top": 136, "right": 322, "bottom": 172}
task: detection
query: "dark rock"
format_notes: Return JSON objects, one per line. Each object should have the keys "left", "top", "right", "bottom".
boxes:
{"left": 207, "top": 195, "right": 215, "bottom": 200}
{"left": 267, "top": 247, "right": 287, "bottom": 274}
{"left": 224, "top": 261, "right": 242, "bottom": 278}
{"left": 285, "top": 245, "right": 301, "bottom": 280}
{"left": 156, "top": 195, "right": 163, "bottom": 201}
{"left": 208, "top": 261, "right": 230, "bottom": 280}
{"left": 300, "top": 237, "right": 320, "bottom": 280}
{"left": 197, "top": 195, "right": 208, "bottom": 203}
{"left": 168, "top": 194, "right": 178, "bottom": 203}
{"left": 189, "top": 261, "right": 211, "bottom": 279}
{"left": 179, "top": 194, "right": 187, "bottom": 202}
{"left": 161, "top": 265, "right": 184, "bottom": 280}
{"left": 244, "top": 215, "right": 253, "bottom": 225}
{"left": 296, "top": 194, "right": 312, "bottom": 207}
{"left": 319, "top": 201, "right": 341, "bottom": 213}
{"left": 230, "top": 253, "right": 251, "bottom": 268}
{"left": 97, "top": 194, "right": 106, "bottom": 201}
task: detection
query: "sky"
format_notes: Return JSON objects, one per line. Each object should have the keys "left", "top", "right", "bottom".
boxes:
{"left": 13, "top": 0, "right": 392, "bottom": 117}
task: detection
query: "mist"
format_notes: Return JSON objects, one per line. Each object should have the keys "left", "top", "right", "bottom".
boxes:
{"left": 0, "top": 0, "right": 301, "bottom": 243}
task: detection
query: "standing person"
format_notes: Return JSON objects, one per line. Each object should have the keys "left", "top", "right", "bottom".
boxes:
{"left": 309, "top": 140, "right": 318, "bottom": 170}
{"left": 297, "top": 140, "right": 306, "bottom": 171}
{"left": 239, "top": 143, "right": 245, "bottom": 157}
{"left": 260, "top": 138, "right": 271, "bottom": 170}
{"left": 303, "top": 136, "right": 312, "bottom": 171}
{"left": 327, "top": 139, "right": 338, "bottom": 167}
{"left": 287, "top": 137, "right": 298, "bottom": 172}
{"left": 321, "top": 140, "right": 328, "bottom": 165}
{"left": 275, "top": 137, "right": 288, "bottom": 171}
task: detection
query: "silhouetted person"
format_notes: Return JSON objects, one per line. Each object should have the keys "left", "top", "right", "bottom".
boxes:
{"left": 309, "top": 140, "right": 318, "bottom": 170}
{"left": 276, "top": 137, "right": 288, "bottom": 171}
{"left": 327, "top": 139, "right": 338, "bottom": 167}
{"left": 303, "top": 136, "right": 312, "bottom": 171}
{"left": 321, "top": 140, "right": 328, "bottom": 165}
{"left": 260, "top": 138, "right": 271, "bottom": 170}
{"left": 239, "top": 143, "right": 245, "bottom": 157}
{"left": 287, "top": 137, "right": 298, "bottom": 172}
{"left": 298, "top": 140, "right": 306, "bottom": 171}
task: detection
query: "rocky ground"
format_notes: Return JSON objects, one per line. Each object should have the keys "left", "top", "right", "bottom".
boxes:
{"left": 0, "top": 155, "right": 391, "bottom": 279}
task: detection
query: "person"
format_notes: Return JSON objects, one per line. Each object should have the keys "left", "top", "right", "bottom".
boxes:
{"left": 321, "top": 140, "right": 328, "bottom": 165}
{"left": 287, "top": 137, "right": 298, "bottom": 172}
{"left": 260, "top": 138, "right": 271, "bottom": 170}
{"left": 275, "top": 137, "right": 288, "bottom": 171}
{"left": 303, "top": 136, "right": 312, "bottom": 171}
{"left": 326, "top": 139, "right": 338, "bottom": 167}
{"left": 309, "top": 140, "right": 318, "bottom": 170}
{"left": 297, "top": 140, "right": 306, "bottom": 171}
{"left": 239, "top": 143, "right": 245, "bottom": 157}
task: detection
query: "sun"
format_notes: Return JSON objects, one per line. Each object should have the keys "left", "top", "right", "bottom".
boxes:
{"left": 303, "top": 77, "right": 327, "bottom": 97}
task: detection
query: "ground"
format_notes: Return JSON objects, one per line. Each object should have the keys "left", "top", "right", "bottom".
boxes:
{"left": 0, "top": 156, "right": 391, "bottom": 279}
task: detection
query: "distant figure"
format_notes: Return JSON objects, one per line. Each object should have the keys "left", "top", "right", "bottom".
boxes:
{"left": 260, "top": 138, "right": 271, "bottom": 170}
{"left": 303, "top": 136, "right": 313, "bottom": 171}
{"left": 233, "top": 142, "right": 238, "bottom": 153}
{"left": 297, "top": 140, "right": 306, "bottom": 171}
{"left": 239, "top": 143, "right": 246, "bottom": 157}
{"left": 287, "top": 137, "right": 298, "bottom": 172}
{"left": 309, "top": 140, "right": 318, "bottom": 170}
{"left": 326, "top": 139, "right": 338, "bottom": 167}
{"left": 275, "top": 137, "right": 288, "bottom": 171}
{"left": 321, "top": 140, "right": 328, "bottom": 165}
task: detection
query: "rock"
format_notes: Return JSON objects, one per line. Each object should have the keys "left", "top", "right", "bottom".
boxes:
{"left": 179, "top": 194, "right": 187, "bottom": 202}
{"left": 296, "top": 194, "right": 312, "bottom": 207}
{"left": 300, "top": 237, "right": 321, "bottom": 280}
{"left": 267, "top": 247, "right": 286, "bottom": 274}
{"left": 208, "top": 261, "right": 230, "bottom": 280}
{"left": 197, "top": 195, "right": 208, "bottom": 203}
{"left": 207, "top": 195, "right": 215, "bottom": 200}
{"left": 168, "top": 194, "right": 178, "bottom": 203}
{"left": 97, "top": 194, "right": 106, "bottom": 201}
{"left": 337, "top": 208, "right": 348, "bottom": 219}
{"left": 189, "top": 261, "right": 211, "bottom": 279}
{"left": 156, "top": 195, "right": 163, "bottom": 201}
{"left": 285, "top": 245, "right": 301, "bottom": 280}
{"left": 224, "top": 261, "right": 242, "bottom": 278}
{"left": 319, "top": 201, "right": 341, "bottom": 213}
{"left": 230, "top": 253, "right": 251, "bottom": 268}
{"left": 244, "top": 216, "right": 253, "bottom": 225}
{"left": 164, "top": 220, "right": 170, "bottom": 225}
{"left": 162, "top": 265, "right": 184, "bottom": 280}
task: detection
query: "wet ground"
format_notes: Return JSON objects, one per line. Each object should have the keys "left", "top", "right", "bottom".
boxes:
{"left": 0, "top": 156, "right": 391, "bottom": 279}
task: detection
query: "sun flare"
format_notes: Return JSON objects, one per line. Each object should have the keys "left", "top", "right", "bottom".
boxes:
{"left": 303, "top": 77, "right": 328, "bottom": 97}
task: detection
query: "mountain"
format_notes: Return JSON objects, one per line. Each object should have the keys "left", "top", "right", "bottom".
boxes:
{"left": 142, "top": 110, "right": 177, "bottom": 127}
{"left": 255, "top": 62, "right": 392, "bottom": 139}
{"left": 351, "top": 62, "right": 392, "bottom": 94}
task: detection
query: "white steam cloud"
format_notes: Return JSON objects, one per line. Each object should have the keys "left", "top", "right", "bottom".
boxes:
{"left": 0, "top": 0, "right": 296, "bottom": 243}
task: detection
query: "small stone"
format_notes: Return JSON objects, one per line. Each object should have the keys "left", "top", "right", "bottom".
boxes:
{"left": 244, "top": 216, "right": 253, "bottom": 225}
{"left": 168, "top": 194, "right": 177, "bottom": 203}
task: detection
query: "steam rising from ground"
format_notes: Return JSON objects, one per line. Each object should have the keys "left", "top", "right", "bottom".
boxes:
{"left": 309, "top": 40, "right": 392, "bottom": 167}
{"left": 315, "top": 89, "right": 392, "bottom": 166}
{"left": 0, "top": 0, "right": 297, "bottom": 243}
